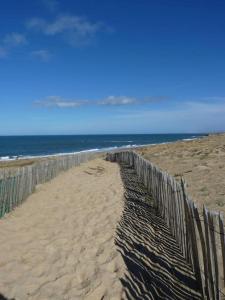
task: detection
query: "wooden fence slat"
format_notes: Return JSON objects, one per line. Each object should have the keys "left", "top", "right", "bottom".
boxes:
{"left": 181, "top": 178, "right": 193, "bottom": 265}
{"left": 193, "top": 204, "right": 210, "bottom": 300}
{"left": 203, "top": 206, "right": 216, "bottom": 300}
{"left": 219, "top": 213, "right": 225, "bottom": 288}
{"left": 208, "top": 211, "right": 220, "bottom": 299}
{"left": 188, "top": 200, "right": 204, "bottom": 298}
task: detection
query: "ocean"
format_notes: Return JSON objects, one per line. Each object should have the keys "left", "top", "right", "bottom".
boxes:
{"left": 0, "top": 134, "right": 206, "bottom": 161}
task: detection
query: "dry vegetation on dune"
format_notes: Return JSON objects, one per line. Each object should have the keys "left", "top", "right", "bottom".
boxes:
{"left": 0, "top": 153, "right": 105, "bottom": 169}
{"left": 0, "top": 159, "right": 36, "bottom": 169}
{"left": 137, "top": 133, "right": 225, "bottom": 213}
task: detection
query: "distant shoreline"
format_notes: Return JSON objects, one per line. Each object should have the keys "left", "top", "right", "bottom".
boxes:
{"left": 0, "top": 137, "right": 205, "bottom": 162}
{"left": 0, "top": 133, "right": 207, "bottom": 163}
{"left": 0, "top": 133, "right": 209, "bottom": 168}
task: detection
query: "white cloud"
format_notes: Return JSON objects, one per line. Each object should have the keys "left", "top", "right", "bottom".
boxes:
{"left": 201, "top": 96, "right": 225, "bottom": 102}
{"left": 99, "top": 96, "right": 137, "bottom": 106}
{"left": 113, "top": 100, "right": 225, "bottom": 133}
{"left": 27, "top": 18, "right": 47, "bottom": 32}
{"left": 34, "top": 96, "right": 88, "bottom": 108}
{"left": 34, "top": 95, "right": 167, "bottom": 108}
{"left": 3, "top": 33, "right": 27, "bottom": 47}
{"left": 31, "top": 49, "right": 51, "bottom": 62}
{"left": 27, "top": 15, "right": 109, "bottom": 46}
{"left": 0, "top": 46, "right": 7, "bottom": 58}
{"left": 42, "top": 0, "right": 59, "bottom": 13}
{"left": 0, "top": 32, "right": 27, "bottom": 59}
{"left": 98, "top": 95, "right": 168, "bottom": 106}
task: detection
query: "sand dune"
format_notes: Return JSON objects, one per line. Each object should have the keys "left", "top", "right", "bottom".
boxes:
{"left": 0, "top": 159, "right": 126, "bottom": 300}
{"left": 138, "top": 133, "right": 225, "bottom": 213}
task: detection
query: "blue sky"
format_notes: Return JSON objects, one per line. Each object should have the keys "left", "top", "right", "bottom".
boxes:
{"left": 1, "top": 0, "right": 225, "bottom": 135}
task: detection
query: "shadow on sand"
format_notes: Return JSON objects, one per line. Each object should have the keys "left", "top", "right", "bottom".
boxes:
{"left": 115, "top": 163, "right": 202, "bottom": 300}
{"left": 0, "top": 294, "right": 14, "bottom": 300}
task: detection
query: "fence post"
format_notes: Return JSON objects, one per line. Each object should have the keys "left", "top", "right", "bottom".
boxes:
{"left": 203, "top": 206, "right": 216, "bottom": 300}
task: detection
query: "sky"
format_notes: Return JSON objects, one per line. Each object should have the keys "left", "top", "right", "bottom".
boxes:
{"left": 0, "top": 0, "right": 225, "bottom": 135}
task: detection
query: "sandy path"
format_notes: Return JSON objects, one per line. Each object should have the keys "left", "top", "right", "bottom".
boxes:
{"left": 0, "top": 158, "right": 126, "bottom": 300}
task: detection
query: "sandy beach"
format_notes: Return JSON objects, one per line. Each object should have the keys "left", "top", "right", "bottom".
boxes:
{"left": 0, "top": 133, "right": 224, "bottom": 299}
{"left": 0, "top": 158, "right": 126, "bottom": 300}
{"left": 137, "top": 133, "right": 225, "bottom": 213}
{"left": 0, "top": 151, "right": 204, "bottom": 300}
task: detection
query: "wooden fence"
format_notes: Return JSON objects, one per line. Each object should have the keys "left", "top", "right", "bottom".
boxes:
{"left": 0, "top": 151, "right": 96, "bottom": 218}
{"left": 107, "top": 150, "right": 225, "bottom": 300}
